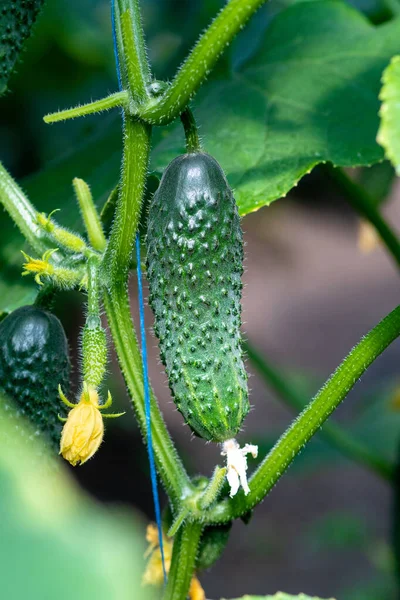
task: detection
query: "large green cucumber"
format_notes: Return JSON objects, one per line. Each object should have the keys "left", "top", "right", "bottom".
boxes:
{"left": 0, "top": 305, "right": 70, "bottom": 449}
{"left": 146, "top": 152, "right": 249, "bottom": 442}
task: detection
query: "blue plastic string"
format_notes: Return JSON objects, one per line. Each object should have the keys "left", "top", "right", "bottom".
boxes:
{"left": 111, "top": 0, "right": 123, "bottom": 92}
{"left": 111, "top": 0, "right": 167, "bottom": 583}
{"left": 136, "top": 236, "right": 167, "bottom": 583}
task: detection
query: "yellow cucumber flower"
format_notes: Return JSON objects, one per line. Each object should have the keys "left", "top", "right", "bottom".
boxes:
{"left": 21, "top": 248, "right": 57, "bottom": 285}
{"left": 21, "top": 248, "right": 81, "bottom": 288}
{"left": 59, "top": 382, "right": 124, "bottom": 466}
{"left": 143, "top": 524, "right": 205, "bottom": 600}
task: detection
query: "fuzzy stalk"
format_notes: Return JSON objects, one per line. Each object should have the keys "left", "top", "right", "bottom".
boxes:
{"left": 104, "top": 285, "right": 192, "bottom": 507}
{"left": 245, "top": 341, "right": 394, "bottom": 481}
{"left": 139, "top": 0, "right": 269, "bottom": 125}
{"left": 102, "top": 117, "right": 151, "bottom": 284}
{"left": 206, "top": 304, "right": 400, "bottom": 524}
{"left": 82, "top": 257, "right": 107, "bottom": 390}
{"left": 162, "top": 521, "right": 203, "bottom": 600}
{"left": 0, "top": 162, "right": 49, "bottom": 255}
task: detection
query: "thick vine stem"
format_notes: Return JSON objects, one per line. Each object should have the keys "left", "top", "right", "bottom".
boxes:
{"left": 102, "top": 117, "right": 151, "bottom": 285}
{"left": 104, "top": 285, "right": 192, "bottom": 507}
{"left": 206, "top": 304, "right": 400, "bottom": 524}
{"left": 139, "top": 0, "right": 268, "bottom": 125}
{"left": 245, "top": 341, "right": 394, "bottom": 481}
{"left": 162, "top": 521, "right": 203, "bottom": 600}
{"left": 113, "top": 0, "right": 151, "bottom": 100}
{"left": 326, "top": 165, "right": 400, "bottom": 269}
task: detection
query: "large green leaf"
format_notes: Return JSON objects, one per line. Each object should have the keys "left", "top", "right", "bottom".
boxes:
{"left": 3, "top": 1, "right": 400, "bottom": 312}
{"left": 0, "top": 0, "right": 45, "bottom": 95}
{"left": 152, "top": 1, "right": 400, "bottom": 214}
{"left": 0, "top": 397, "right": 153, "bottom": 599}
{"left": 377, "top": 55, "right": 400, "bottom": 174}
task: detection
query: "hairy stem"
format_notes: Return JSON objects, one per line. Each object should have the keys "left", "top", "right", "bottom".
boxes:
{"left": 102, "top": 117, "right": 151, "bottom": 284}
{"left": 199, "top": 466, "right": 227, "bottom": 510}
{"left": 139, "top": 0, "right": 268, "bottom": 125}
{"left": 86, "top": 256, "right": 102, "bottom": 317}
{"left": 43, "top": 91, "right": 129, "bottom": 123}
{"left": 73, "top": 178, "right": 106, "bottom": 252}
{"left": 106, "top": 0, "right": 192, "bottom": 512}
{"left": 167, "top": 507, "right": 190, "bottom": 538}
{"left": 327, "top": 165, "right": 400, "bottom": 269}
{"left": 104, "top": 285, "right": 192, "bottom": 507}
{"left": 114, "top": 0, "right": 151, "bottom": 98}
{"left": 180, "top": 108, "right": 202, "bottom": 153}
{"left": 207, "top": 304, "right": 400, "bottom": 524}
{"left": 245, "top": 341, "right": 394, "bottom": 481}
{"left": 0, "top": 162, "right": 49, "bottom": 255}
{"left": 120, "top": 7, "right": 150, "bottom": 102}
{"left": 162, "top": 521, "right": 203, "bottom": 600}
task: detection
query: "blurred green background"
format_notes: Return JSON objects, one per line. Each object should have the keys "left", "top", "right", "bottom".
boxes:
{"left": 2, "top": 1, "right": 400, "bottom": 599}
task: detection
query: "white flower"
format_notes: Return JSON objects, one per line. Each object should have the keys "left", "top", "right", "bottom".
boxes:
{"left": 221, "top": 439, "right": 258, "bottom": 497}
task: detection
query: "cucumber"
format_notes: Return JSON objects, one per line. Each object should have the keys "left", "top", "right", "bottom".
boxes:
{"left": 146, "top": 152, "right": 249, "bottom": 442}
{"left": 0, "top": 305, "right": 70, "bottom": 449}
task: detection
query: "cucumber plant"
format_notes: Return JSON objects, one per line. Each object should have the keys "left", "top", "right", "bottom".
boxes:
{"left": 1, "top": 0, "right": 400, "bottom": 599}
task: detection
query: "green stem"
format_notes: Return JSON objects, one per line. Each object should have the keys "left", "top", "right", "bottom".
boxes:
{"left": 86, "top": 256, "right": 101, "bottom": 317}
{"left": 327, "top": 165, "right": 400, "bottom": 269}
{"left": 119, "top": 6, "right": 150, "bottom": 102}
{"left": 162, "top": 521, "right": 203, "bottom": 600}
{"left": 104, "top": 285, "right": 192, "bottom": 507}
{"left": 245, "top": 341, "right": 394, "bottom": 481}
{"left": 0, "top": 162, "right": 48, "bottom": 255}
{"left": 167, "top": 507, "right": 190, "bottom": 538}
{"left": 102, "top": 117, "right": 151, "bottom": 285}
{"left": 113, "top": 0, "right": 151, "bottom": 101}
{"left": 180, "top": 108, "right": 202, "bottom": 153}
{"left": 139, "top": 0, "right": 268, "bottom": 125}
{"left": 105, "top": 0, "right": 190, "bottom": 510}
{"left": 73, "top": 178, "right": 106, "bottom": 252}
{"left": 207, "top": 304, "right": 400, "bottom": 524}
{"left": 198, "top": 466, "right": 227, "bottom": 510}
{"left": 43, "top": 91, "right": 129, "bottom": 124}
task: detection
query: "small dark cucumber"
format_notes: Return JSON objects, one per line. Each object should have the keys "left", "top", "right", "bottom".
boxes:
{"left": 0, "top": 305, "right": 71, "bottom": 449}
{"left": 146, "top": 152, "right": 249, "bottom": 442}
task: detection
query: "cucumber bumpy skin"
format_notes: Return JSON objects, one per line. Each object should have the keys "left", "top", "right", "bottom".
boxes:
{"left": 0, "top": 305, "right": 71, "bottom": 449}
{"left": 146, "top": 152, "right": 249, "bottom": 442}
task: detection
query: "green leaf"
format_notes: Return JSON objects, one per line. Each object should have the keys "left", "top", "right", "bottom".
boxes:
{"left": 0, "top": 0, "right": 45, "bottom": 95}
{"left": 377, "top": 55, "right": 400, "bottom": 175}
{"left": 152, "top": 1, "right": 400, "bottom": 215}
{"left": 3, "top": 1, "right": 400, "bottom": 312}
{"left": 223, "top": 594, "right": 335, "bottom": 600}
{"left": 0, "top": 396, "right": 153, "bottom": 599}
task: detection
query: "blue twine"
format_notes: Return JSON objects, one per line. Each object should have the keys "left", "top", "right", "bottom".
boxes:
{"left": 111, "top": 0, "right": 123, "bottom": 92}
{"left": 111, "top": 0, "right": 167, "bottom": 583}
{"left": 136, "top": 235, "right": 167, "bottom": 584}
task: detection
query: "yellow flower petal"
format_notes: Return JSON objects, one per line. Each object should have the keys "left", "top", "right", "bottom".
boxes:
{"left": 60, "top": 390, "right": 104, "bottom": 466}
{"left": 189, "top": 576, "right": 206, "bottom": 600}
{"left": 142, "top": 523, "right": 205, "bottom": 599}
